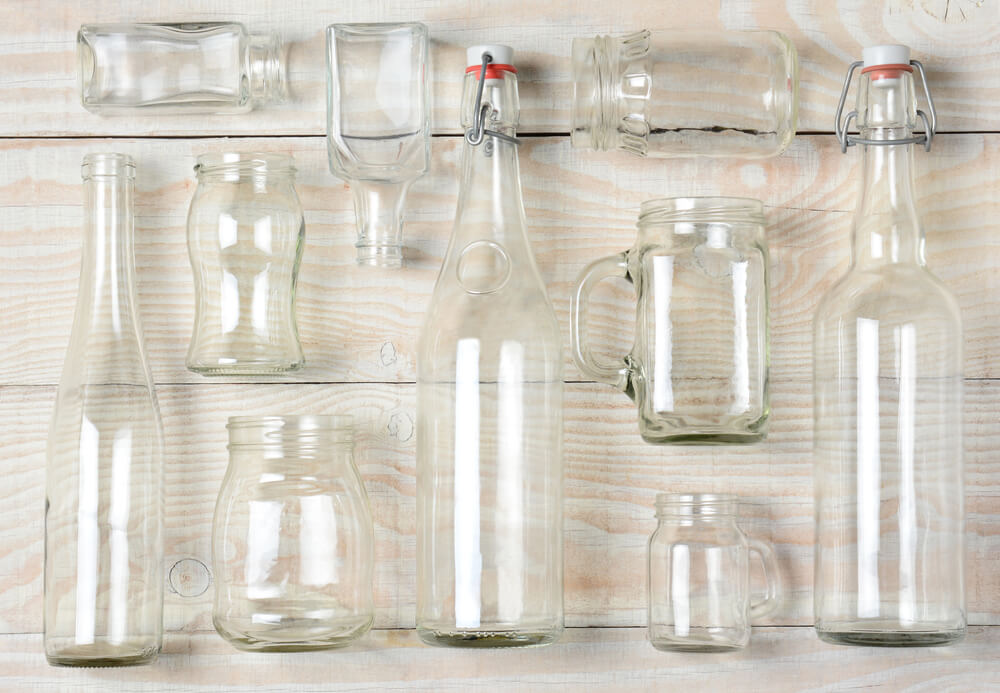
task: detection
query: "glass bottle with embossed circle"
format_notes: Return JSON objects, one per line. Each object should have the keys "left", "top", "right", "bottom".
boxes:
{"left": 416, "top": 45, "right": 564, "bottom": 648}
{"left": 572, "top": 29, "right": 798, "bottom": 158}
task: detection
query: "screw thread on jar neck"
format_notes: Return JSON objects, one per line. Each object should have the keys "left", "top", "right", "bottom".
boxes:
{"left": 571, "top": 35, "right": 619, "bottom": 152}
{"left": 655, "top": 493, "right": 738, "bottom": 521}
{"left": 248, "top": 33, "right": 287, "bottom": 104}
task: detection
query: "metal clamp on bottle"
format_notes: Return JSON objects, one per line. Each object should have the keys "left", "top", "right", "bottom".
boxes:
{"left": 465, "top": 51, "right": 521, "bottom": 147}
{"left": 835, "top": 52, "right": 937, "bottom": 153}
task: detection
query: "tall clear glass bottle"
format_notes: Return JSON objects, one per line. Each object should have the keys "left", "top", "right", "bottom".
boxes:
{"left": 416, "top": 45, "right": 564, "bottom": 648}
{"left": 44, "top": 154, "right": 165, "bottom": 666}
{"left": 814, "top": 46, "right": 965, "bottom": 646}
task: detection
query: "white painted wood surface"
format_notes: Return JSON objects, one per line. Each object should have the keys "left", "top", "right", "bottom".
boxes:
{"left": 1, "top": 0, "right": 999, "bottom": 688}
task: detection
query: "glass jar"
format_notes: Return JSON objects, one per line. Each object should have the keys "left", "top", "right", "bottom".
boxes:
{"left": 648, "top": 494, "right": 780, "bottom": 652}
{"left": 571, "top": 197, "right": 769, "bottom": 444}
{"left": 572, "top": 30, "right": 798, "bottom": 158}
{"left": 212, "top": 416, "right": 374, "bottom": 651}
{"left": 78, "top": 23, "right": 285, "bottom": 114}
{"left": 186, "top": 153, "right": 305, "bottom": 375}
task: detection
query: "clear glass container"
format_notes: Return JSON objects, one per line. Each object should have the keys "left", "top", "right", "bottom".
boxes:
{"left": 571, "top": 197, "right": 769, "bottom": 444}
{"left": 212, "top": 416, "right": 374, "bottom": 651}
{"left": 186, "top": 152, "right": 305, "bottom": 375}
{"left": 78, "top": 23, "right": 285, "bottom": 115}
{"left": 45, "top": 154, "right": 164, "bottom": 667}
{"left": 648, "top": 494, "right": 780, "bottom": 652}
{"left": 416, "top": 45, "right": 564, "bottom": 648}
{"left": 572, "top": 30, "right": 798, "bottom": 158}
{"left": 814, "top": 46, "right": 965, "bottom": 646}
{"left": 327, "top": 23, "right": 430, "bottom": 267}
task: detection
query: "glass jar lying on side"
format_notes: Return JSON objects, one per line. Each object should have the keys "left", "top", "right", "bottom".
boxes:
{"left": 572, "top": 30, "right": 798, "bottom": 158}
{"left": 212, "top": 416, "right": 374, "bottom": 651}
{"left": 78, "top": 23, "right": 286, "bottom": 114}
{"left": 186, "top": 152, "right": 305, "bottom": 375}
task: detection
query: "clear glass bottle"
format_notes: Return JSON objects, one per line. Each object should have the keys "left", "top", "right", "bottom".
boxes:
{"left": 78, "top": 23, "right": 285, "bottom": 114}
{"left": 814, "top": 45, "right": 965, "bottom": 646}
{"left": 571, "top": 198, "right": 769, "bottom": 444}
{"left": 45, "top": 154, "right": 164, "bottom": 667}
{"left": 648, "top": 494, "right": 780, "bottom": 652}
{"left": 572, "top": 30, "right": 798, "bottom": 158}
{"left": 416, "top": 45, "right": 564, "bottom": 648}
{"left": 186, "top": 153, "right": 305, "bottom": 375}
{"left": 213, "top": 416, "right": 374, "bottom": 651}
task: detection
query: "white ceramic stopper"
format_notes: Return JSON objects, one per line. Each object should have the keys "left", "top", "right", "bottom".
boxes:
{"left": 863, "top": 44, "right": 911, "bottom": 68}
{"left": 467, "top": 44, "right": 514, "bottom": 68}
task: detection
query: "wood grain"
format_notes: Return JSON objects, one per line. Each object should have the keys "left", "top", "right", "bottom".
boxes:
{"left": 1, "top": 0, "right": 999, "bottom": 137}
{"left": 3, "top": 381, "right": 998, "bottom": 636}
{"left": 2, "top": 134, "right": 999, "bottom": 386}
{"left": 0, "top": 628, "right": 997, "bottom": 692}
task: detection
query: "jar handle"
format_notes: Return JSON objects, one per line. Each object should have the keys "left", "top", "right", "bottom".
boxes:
{"left": 748, "top": 537, "right": 782, "bottom": 620}
{"left": 570, "top": 252, "right": 632, "bottom": 392}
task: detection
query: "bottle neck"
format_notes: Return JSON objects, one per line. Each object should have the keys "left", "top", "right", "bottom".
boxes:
{"left": 850, "top": 70, "right": 924, "bottom": 269}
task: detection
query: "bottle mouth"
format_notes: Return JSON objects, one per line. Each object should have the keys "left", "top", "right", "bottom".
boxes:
{"left": 195, "top": 152, "right": 296, "bottom": 177}
{"left": 639, "top": 196, "right": 765, "bottom": 226}
{"left": 81, "top": 153, "right": 135, "bottom": 180}
{"left": 227, "top": 415, "right": 354, "bottom": 450}
{"left": 655, "top": 493, "right": 738, "bottom": 518}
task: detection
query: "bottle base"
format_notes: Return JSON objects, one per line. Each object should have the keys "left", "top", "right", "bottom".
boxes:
{"left": 417, "top": 627, "right": 561, "bottom": 649}
{"left": 816, "top": 627, "right": 966, "bottom": 648}
{"left": 215, "top": 615, "right": 372, "bottom": 652}
{"left": 641, "top": 430, "right": 766, "bottom": 446}
{"left": 356, "top": 244, "right": 404, "bottom": 269}
{"left": 187, "top": 359, "right": 304, "bottom": 376}
{"left": 46, "top": 643, "right": 160, "bottom": 668}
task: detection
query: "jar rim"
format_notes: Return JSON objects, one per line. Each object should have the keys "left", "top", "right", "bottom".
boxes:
{"left": 194, "top": 152, "right": 296, "bottom": 176}
{"left": 655, "top": 493, "right": 738, "bottom": 517}
{"left": 227, "top": 415, "right": 353, "bottom": 431}
{"left": 639, "top": 197, "right": 764, "bottom": 225}
{"left": 227, "top": 415, "right": 354, "bottom": 449}
{"left": 82, "top": 152, "right": 135, "bottom": 180}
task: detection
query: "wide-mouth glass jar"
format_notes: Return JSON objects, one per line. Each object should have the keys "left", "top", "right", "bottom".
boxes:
{"left": 212, "top": 416, "right": 374, "bottom": 651}
{"left": 186, "top": 152, "right": 305, "bottom": 375}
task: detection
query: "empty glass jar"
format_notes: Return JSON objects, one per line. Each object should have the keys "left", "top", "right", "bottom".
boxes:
{"left": 78, "top": 23, "right": 286, "bottom": 114}
{"left": 212, "top": 416, "right": 374, "bottom": 651}
{"left": 571, "top": 197, "right": 769, "bottom": 444}
{"left": 186, "top": 153, "right": 305, "bottom": 375}
{"left": 648, "top": 494, "right": 780, "bottom": 652}
{"left": 572, "top": 30, "right": 798, "bottom": 158}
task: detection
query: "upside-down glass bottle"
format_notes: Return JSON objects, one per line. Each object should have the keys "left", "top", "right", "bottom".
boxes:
{"left": 45, "top": 154, "right": 165, "bottom": 666}
{"left": 813, "top": 46, "right": 965, "bottom": 646}
{"left": 416, "top": 45, "right": 564, "bottom": 648}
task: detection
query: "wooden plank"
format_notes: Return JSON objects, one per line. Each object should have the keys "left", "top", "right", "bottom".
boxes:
{"left": 4, "top": 381, "right": 998, "bottom": 635}
{"left": 1, "top": 0, "right": 999, "bottom": 137}
{"left": 1, "top": 133, "right": 998, "bottom": 386}
{"left": 0, "top": 628, "right": 997, "bottom": 692}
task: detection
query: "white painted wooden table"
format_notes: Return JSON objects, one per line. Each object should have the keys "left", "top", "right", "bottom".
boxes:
{"left": 2, "top": 1, "right": 999, "bottom": 690}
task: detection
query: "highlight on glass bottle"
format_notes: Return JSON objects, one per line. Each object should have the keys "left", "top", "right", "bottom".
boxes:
{"left": 326, "top": 23, "right": 430, "bottom": 267}
{"left": 814, "top": 45, "right": 965, "bottom": 646}
{"left": 45, "top": 153, "right": 164, "bottom": 667}
{"left": 416, "top": 45, "right": 564, "bottom": 648}
{"left": 212, "top": 416, "right": 374, "bottom": 651}
{"left": 648, "top": 494, "right": 781, "bottom": 652}
{"left": 78, "top": 23, "right": 286, "bottom": 114}
{"left": 186, "top": 152, "right": 305, "bottom": 375}
{"left": 571, "top": 30, "right": 798, "bottom": 158}
{"left": 571, "top": 197, "right": 770, "bottom": 444}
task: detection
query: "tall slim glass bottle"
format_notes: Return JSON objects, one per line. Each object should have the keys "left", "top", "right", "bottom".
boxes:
{"left": 416, "top": 45, "right": 564, "bottom": 648}
{"left": 814, "top": 46, "right": 965, "bottom": 646}
{"left": 45, "top": 154, "right": 165, "bottom": 666}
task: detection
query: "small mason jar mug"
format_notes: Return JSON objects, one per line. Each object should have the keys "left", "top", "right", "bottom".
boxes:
{"left": 571, "top": 197, "right": 769, "bottom": 444}
{"left": 212, "top": 416, "right": 374, "bottom": 651}
{"left": 648, "top": 494, "right": 780, "bottom": 652}
{"left": 186, "top": 153, "right": 305, "bottom": 375}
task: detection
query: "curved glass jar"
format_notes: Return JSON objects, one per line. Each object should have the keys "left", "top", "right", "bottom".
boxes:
{"left": 572, "top": 30, "right": 798, "bottom": 158}
{"left": 212, "top": 416, "right": 374, "bottom": 651}
{"left": 572, "top": 198, "right": 769, "bottom": 444}
{"left": 648, "top": 494, "right": 780, "bottom": 652}
{"left": 186, "top": 153, "right": 305, "bottom": 375}
{"left": 45, "top": 154, "right": 164, "bottom": 667}
{"left": 416, "top": 46, "right": 564, "bottom": 648}
{"left": 78, "top": 23, "right": 285, "bottom": 115}
{"left": 813, "top": 53, "right": 965, "bottom": 646}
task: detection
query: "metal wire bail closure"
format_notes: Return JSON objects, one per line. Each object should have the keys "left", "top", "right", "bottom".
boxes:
{"left": 464, "top": 52, "right": 521, "bottom": 147}
{"left": 834, "top": 59, "right": 937, "bottom": 153}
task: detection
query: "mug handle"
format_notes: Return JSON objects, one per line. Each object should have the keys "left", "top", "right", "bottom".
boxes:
{"left": 570, "top": 252, "right": 632, "bottom": 392}
{"left": 748, "top": 537, "right": 782, "bottom": 620}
